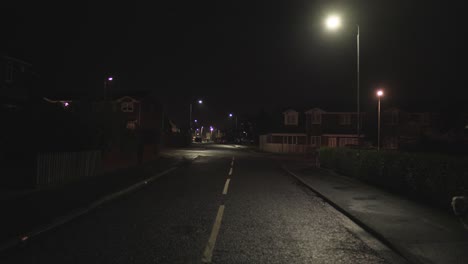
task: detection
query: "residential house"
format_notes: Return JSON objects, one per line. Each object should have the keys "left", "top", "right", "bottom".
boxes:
{"left": 260, "top": 108, "right": 365, "bottom": 153}
{"left": 0, "top": 55, "right": 35, "bottom": 109}
{"left": 381, "top": 107, "right": 441, "bottom": 149}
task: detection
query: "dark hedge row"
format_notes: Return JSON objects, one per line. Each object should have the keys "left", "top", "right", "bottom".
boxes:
{"left": 319, "top": 148, "right": 468, "bottom": 210}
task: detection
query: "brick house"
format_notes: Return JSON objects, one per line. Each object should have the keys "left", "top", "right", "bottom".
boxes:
{"left": 260, "top": 108, "right": 365, "bottom": 153}
{"left": 381, "top": 107, "right": 441, "bottom": 149}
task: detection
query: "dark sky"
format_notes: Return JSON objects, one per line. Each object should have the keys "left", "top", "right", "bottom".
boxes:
{"left": 1, "top": 0, "right": 466, "bottom": 127}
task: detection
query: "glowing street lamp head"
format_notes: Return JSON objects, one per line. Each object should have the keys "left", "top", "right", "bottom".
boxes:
{"left": 377, "top": 90, "right": 384, "bottom": 97}
{"left": 229, "top": 113, "right": 233, "bottom": 117}
{"left": 198, "top": 100, "right": 203, "bottom": 104}
{"left": 325, "top": 15, "right": 342, "bottom": 30}
{"left": 107, "top": 77, "right": 113, "bottom": 81}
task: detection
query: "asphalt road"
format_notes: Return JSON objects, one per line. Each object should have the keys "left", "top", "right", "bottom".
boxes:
{"left": 0, "top": 144, "right": 403, "bottom": 264}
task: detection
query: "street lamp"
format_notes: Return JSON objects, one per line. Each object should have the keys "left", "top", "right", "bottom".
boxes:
{"left": 325, "top": 15, "right": 342, "bottom": 30}
{"left": 228, "top": 113, "right": 238, "bottom": 129}
{"left": 189, "top": 99, "right": 203, "bottom": 130}
{"left": 104, "top": 76, "right": 113, "bottom": 101}
{"left": 324, "top": 14, "right": 361, "bottom": 145}
{"left": 377, "top": 89, "right": 384, "bottom": 151}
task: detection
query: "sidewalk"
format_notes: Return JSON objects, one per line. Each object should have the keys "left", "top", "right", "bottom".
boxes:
{"left": 0, "top": 154, "right": 188, "bottom": 253}
{"left": 283, "top": 160, "right": 468, "bottom": 264}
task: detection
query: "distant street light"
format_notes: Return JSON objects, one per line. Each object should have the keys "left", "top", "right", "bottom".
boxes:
{"left": 324, "top": 14, "right": 361, "bottom": 145}
{"left": 104, "top": 76, "right": 113, "bottom": 101}
{"left": 228, "top": 113, "right": 238, "bottom": 129}
{"left": 377, "top": 89, "right": 384, "bottom": 151}
{"left": 190, "top": 99, "right": 203, "bottom": 131}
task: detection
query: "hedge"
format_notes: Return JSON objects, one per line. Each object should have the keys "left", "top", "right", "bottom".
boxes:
{"left": 319, "top": 147, "right": 468, "bottom": 210}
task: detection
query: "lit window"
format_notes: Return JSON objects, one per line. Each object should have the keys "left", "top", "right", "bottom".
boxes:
{"left": 126, "top": 121, "right": 136, "bottom": 129}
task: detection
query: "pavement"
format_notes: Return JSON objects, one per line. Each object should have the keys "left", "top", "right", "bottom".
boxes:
{"left": 0, "top": 153, "right": 189, "bottom": 252}
{"left": 0, "top": 144, "right": 405, "bottom": 264}
{"left": 282, "top": 159, "right": 468, "bottom": 264}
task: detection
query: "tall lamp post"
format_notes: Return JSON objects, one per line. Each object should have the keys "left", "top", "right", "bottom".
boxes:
{"left": 104, "top": 76, "right": 113, "bottom": 101}
{"left": 376, "top": 90, "right": 384, "bottom": 151}
{"left": 228, "top": 113, "right": 238, "bottom": 129}
{"left": 189, "top": 99, "right": 203, "bottom": 130}
{"left": 325, "top": 15, "right": 361, "bottom": 145}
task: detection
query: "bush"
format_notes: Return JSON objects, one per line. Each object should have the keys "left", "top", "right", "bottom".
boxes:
{"left": 319, "top": 147, "right": 468, "bottom": 210}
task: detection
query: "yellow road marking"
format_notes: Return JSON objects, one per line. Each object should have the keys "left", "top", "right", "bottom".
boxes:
{"left": 201, "top": 205, "right": 225, "bottom": 263}
{"left": 222, "top": 179, "right": 231, "bottom": 195}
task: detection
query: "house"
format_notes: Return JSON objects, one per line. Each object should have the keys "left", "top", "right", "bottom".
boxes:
{"left": 0, "top": 55, "right": 35, "bottom": 109}
{"left": 381, "top": 107, "right": 441, "bottom": 149}
{"left": 260, "top": 108, "right": 365, "bottom": 153}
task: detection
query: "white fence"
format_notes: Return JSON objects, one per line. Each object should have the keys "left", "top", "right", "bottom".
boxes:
{"left": 259, "top": 135, "right": 307, "bottom": 153}
{"left": 36, "top": 151, "right": 102, "bottom": 187}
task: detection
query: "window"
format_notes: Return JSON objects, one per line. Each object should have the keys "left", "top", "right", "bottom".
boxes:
{"left": 310, "top": 136, "right": 321, "bottom": 147}
{"left": 311, "top": 112, "right": 321, "bottom": 124}
{"left": 287, "top": 115, "right": 297, "bottom": 124}
{"left": 126, "top": 121, "right": 136, "bottom": 130}
{"left": 339, "top": 114, "right": 351, "bottom": 125}
{"left": 121, "top": 102, "right": 134, "bottom": 112}
{"left": 6, "top": 62, "right": 13, "bottom": 83}
{"left": 284, "top": 112, "right": 298, "bottom": 125}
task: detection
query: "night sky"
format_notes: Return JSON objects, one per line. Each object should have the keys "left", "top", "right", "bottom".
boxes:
{"left": 1, "top": 1, "right": 466, "bottom": 127}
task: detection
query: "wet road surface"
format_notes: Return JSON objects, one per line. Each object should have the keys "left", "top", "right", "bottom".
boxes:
{"left": 0, "top": 144, "right": 402, "bottom": 263}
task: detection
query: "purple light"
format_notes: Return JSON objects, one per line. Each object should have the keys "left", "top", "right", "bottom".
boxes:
{"left": 63, "top": 102, "right": 69, "bottom": 107}
{"left": 194, "top": 119, "right": 198, "bottom": 123}
{"left": 229, "top": 113, "right": 233, "bottom": 117}
{"left": 108, "top": 77, "right": 113, "bottom": 81}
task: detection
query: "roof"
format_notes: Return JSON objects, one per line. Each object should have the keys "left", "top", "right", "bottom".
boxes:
{"left": 115, "top": 96, "right": 140, "bottom": 103}
{"left": 305, "top": 108, "right": 326, "bottom": 114}
{"left": 1, "top": 55, "right": 32, "bottom": 67}
{"left": 282, "top": 109, "right": 298, "bottom": 114}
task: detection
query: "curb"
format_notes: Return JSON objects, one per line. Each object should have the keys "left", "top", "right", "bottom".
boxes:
{"left": 0, "top": 156, "right": 199, "bottom": 254}
{"left": 281, "top": 165, "right": 423, "bottom": 264}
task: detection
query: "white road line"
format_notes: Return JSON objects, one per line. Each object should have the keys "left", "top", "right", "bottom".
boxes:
{"left": 228, "top": 167, "right": 233, "bottom": 176}
{"left": 201, "top": 205, "right": 225, "bottom": 263}
{"left": 222, "top": 179, "right": 231, "bottom": 195}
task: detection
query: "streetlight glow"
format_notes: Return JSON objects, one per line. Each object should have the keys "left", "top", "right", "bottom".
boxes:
{"left": 107, "top": 77, "right": 113, "bottom": 81}
{"left": 377, "top": 90, "right": 384, "bottom": 97}
{"left": 229, "top": 113, "right": 233, "bottom": 117}
{"left": 198, "top": 100, "right": 203, "bottom": 104}
{"left": 325, "top": 15, "right": 342, "bottom": 30}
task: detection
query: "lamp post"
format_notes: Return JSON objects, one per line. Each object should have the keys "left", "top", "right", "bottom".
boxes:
{"left": 325, "top": 15, "right": 361, "bottom": 145}
{"left": 104, "top": 76, "right": 113, "bottom": 101}
{"left": 377, "top": 90, "right": 384, "bottom": 151}
{"left": 189, "top": 99, "right": 203, "bottom": 131}
{"left": 229, "top": 113, "right": 238, "bottom": 129}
